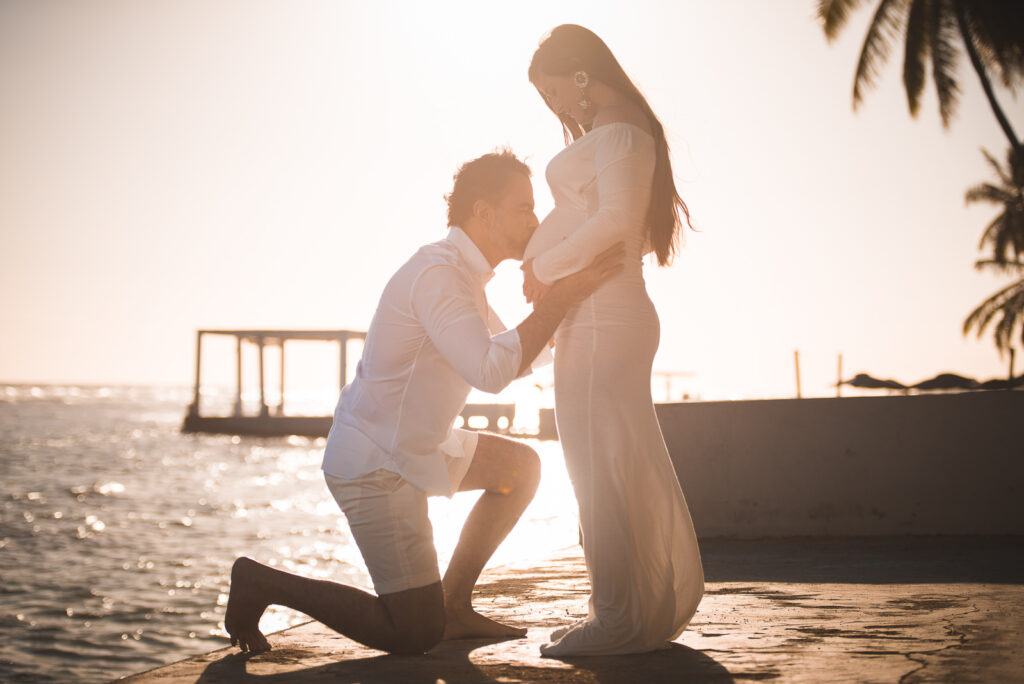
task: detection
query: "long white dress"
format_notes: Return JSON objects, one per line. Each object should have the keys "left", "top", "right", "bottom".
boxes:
{"left": 524, "top": 122, "right": 704, "bottom": 656}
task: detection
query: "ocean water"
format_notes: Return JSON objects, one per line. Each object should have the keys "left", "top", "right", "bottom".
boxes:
{"left": 0, "top": 385, "right": 579, "bottom": 682}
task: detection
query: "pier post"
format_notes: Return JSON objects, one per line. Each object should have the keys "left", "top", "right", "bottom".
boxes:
{"left": 234, "top": 337, "right": 243, "bottom": 417}
{"left": 277, "top": 340, "right": 285, "bottom": 416}
{"left": 794, "top": 350, "right": 802, "bottom": 399}
{"left": 258, "top": 337, "right": 269, "bottom": 418}
{"left": 188, "top": 332, "right": 202, "bottom": 417}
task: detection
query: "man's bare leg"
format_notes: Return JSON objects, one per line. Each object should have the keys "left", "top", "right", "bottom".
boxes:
{"left": 225, "top": 557, "right": 444, "bottom": 654}
{"left": 442, "top": 433, "right": 541, "bottom": 640}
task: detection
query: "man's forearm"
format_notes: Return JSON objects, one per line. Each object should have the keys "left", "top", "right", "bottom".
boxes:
{"left": 512, "top": 241, "right": 625, "bottom": 375}
{"left": 514, "top": 291, "right": 572, "bottom": 376}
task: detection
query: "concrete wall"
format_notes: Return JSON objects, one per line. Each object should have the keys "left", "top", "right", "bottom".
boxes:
{"left": 656, "top": 392, "right": 1024, "bottom": 537}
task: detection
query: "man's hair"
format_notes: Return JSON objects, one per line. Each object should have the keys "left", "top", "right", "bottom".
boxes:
{"left": 445, "top": 148, "right": 531, "bottom": 227}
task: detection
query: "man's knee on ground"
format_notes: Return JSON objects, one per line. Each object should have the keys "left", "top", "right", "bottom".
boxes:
{"left": 380, "top": 584, "right": 445, "bottom": 654}
{"left": 386, "top": 610, "right": 445, "bottom": 654}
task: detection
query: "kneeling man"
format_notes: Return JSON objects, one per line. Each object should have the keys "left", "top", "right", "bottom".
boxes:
{"left": 225, "top": 149, "right": 622, "bottom": 654}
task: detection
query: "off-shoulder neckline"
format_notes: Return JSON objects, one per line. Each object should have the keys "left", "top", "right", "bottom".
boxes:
{"left": 564, "top": 121, "right": 655, "bottom": 150}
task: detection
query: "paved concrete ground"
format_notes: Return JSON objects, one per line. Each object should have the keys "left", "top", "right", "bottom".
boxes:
{"left": 125, "top": 537, "right": 1024, "bottom": 683}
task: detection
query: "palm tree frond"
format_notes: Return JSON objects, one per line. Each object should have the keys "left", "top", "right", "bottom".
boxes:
{"left": 961, "top": 0, "right": 1024, "bottom": 90}
{"left": 981, "top": 147, "right": 1013, "bottom": 186}
{"left": 964, "top": 296, "right": 996, "bottom": 337}
{"left": 977, "top": 212, "right": 1011, "bottom": 255}
{"left": 966, "top": 182, "right": 1015, "bottom": 207}
{"left": 854, "top": 0, "right": 911, "bottom": 109}
{"left": 953, "top": 1, "right": 1022, "bottom": 147}
{"left": 998, "top": 288, "right": 1024, "bottom": 349}
{"left": 1009, "top": 147, "right": 1024, "bottom": 188}
{"left": 1003, "top": 206, "right": 1024, "bottom": 259}
{"left": 902, "top": 0, "right": 930, "bottom": 115}
{"left": 978, "top": 212, "right": 1006, "bottom": 249}
{"left": 971, "top": 145, "right": 1024, "bottom": 264}
{"left": 964, "top": 275, "right": 1024, "bottom": 354}
{"left": 995, "top": 222, "right": 1013, "bottom": 262}
{"left": 994, "top": 307, "right": 1018, "bottom": 350}
{"left": 818, "top": 0, "right": 869, "bottom": 41}
{"left": 974, "top": 259, "right": 1024, "bottom": 275}
{"left": 928, "top": 0, "right": 961, "bottom": 126}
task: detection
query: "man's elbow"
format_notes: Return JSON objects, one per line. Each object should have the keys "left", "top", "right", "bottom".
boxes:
{"left": 469, "top": 361, "right": 517, "bottom": 394}
{"left": 473, "top": 373, "right": 511, "bottom": 395}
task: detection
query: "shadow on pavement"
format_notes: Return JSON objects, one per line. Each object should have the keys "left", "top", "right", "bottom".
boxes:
{"left": 547, "top": 643, "right": 735, "bottom": 682}
{"left": 194, "top": 638, "right": 733, "bottom": 683}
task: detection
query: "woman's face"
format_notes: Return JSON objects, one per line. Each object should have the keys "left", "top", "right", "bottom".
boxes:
{"left": 532, "top": 72, "right": 594, "bottom": 126}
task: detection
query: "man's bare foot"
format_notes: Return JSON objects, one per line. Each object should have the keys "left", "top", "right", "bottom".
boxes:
{"left": 442, "top": 607, "right": 527, "bottom": 641}
{"left": 224, "top": 557, "right": 272, "bottom": 653}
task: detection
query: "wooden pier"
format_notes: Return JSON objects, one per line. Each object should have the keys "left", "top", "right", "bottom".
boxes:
{"left": 182, "top": 329, "right": 366, "bottom": 438}
{"left": 181, "top": 329, "right": 538, "bottom": 438}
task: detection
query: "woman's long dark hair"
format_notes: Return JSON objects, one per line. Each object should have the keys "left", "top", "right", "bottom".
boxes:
{"left": 529, "top": 24, "right": 692, "bottom": 266}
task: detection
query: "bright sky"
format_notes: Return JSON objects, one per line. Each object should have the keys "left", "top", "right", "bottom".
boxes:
{"left": 2, "top": 0, "right": 1021, "bottom": 399}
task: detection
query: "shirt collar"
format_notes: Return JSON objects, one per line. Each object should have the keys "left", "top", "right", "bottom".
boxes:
{"left": 447, "top": 227, "right": 495, "bottom": 283}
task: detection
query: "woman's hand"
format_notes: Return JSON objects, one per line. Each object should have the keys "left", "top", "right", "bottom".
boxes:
{"left": 522, "top": 258, "right": 550, "bottom": 304}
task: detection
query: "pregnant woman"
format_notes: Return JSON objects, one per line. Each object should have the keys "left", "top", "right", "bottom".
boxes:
{"left": 522, "top": 25, "right": 704, "bottom": 656}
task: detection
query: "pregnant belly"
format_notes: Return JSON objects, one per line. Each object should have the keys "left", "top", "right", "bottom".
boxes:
{"left": 524, "top": 206, "right": 588, "bottom": 261}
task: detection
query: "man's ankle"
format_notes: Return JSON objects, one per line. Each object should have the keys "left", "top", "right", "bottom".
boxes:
{"left": 443, "top": 596, "right": 474, "bottom": 616}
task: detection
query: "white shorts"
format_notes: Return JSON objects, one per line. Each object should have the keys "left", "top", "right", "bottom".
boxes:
{"left": 324, "top": 429, "right": 479, "bottom": 595}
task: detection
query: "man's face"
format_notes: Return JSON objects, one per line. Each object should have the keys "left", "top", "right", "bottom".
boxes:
{"left": 490, "top": 173, "right": 539, "bottom": 261}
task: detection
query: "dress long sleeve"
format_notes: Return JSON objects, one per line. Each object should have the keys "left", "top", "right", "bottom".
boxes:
{"left": 532, "top": 125, "right": 655, "bottom": 285}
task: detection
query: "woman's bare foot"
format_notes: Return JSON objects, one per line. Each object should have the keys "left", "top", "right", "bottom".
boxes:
{"left": 442, "top": 606, "right": 527, "bottom": 641}
{"left": 224, "top": 557, "right": 272, "bottom": 653}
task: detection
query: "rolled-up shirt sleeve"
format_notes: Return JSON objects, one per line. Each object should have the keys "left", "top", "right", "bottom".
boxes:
{"left": 411, "top": 264, "right": 523, "bottom": 394}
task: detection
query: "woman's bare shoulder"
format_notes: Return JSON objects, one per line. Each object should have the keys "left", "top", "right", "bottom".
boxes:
{"left": 593, "top": 104, "right": 651, "bottom": 135}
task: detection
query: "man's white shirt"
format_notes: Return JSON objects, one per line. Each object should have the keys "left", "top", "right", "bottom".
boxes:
{"left": 322, "top": 227, "right": 530, "bottom": 496}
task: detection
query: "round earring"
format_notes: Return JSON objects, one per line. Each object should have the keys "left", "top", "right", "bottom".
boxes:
{"left": 573, "top": 70, "right": 592, "bottom": 111}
